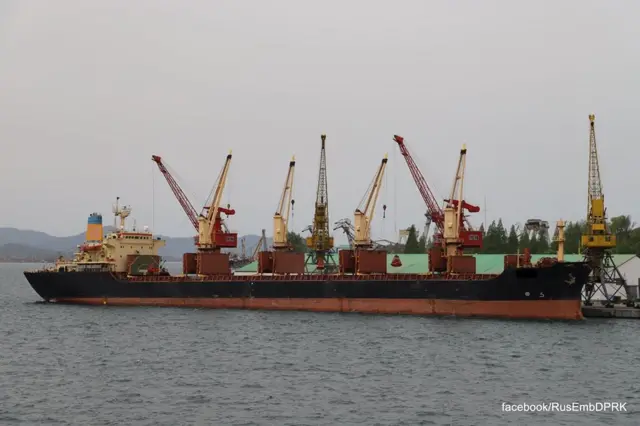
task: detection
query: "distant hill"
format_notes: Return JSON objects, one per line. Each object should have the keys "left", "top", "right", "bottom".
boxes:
{"left": 0, "top": 227, "right": 273, "bottom": 262}
{"left": 0, "top": 243, "right": 69, "bottom": 262}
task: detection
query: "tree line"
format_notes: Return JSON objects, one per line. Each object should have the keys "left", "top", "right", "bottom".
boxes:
{"left": 399, "top": 214, "right": 640, "bottom": 255}
{"left": 287, "top": 214, "right": 640, "bottom": 255}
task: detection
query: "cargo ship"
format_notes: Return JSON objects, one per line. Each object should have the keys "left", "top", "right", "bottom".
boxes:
{"left": 24, "top": 144, "right": 590, "bottom": 321}
{"left": 23, "top": 197, "right": 589, "bottom": 320}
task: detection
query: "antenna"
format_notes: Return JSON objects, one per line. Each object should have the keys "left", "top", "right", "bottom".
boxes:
{"left": 113, "top": 196, "right": 120, "bottom": 229}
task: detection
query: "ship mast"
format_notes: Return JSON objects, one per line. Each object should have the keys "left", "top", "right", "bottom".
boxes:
{"left": 112, "top": 197, "right": 132, "bottom": 231}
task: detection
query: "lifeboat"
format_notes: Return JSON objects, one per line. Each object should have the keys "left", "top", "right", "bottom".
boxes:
{"left": 80, "top": 242, "right": 103, "bottom": 252}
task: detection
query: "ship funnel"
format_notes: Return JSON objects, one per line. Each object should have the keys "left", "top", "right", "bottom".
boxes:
{"left": 86, "top": 213, "right": 103, "bottom": 242}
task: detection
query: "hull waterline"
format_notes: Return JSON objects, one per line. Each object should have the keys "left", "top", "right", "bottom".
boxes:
{"left": 47, "top": 297, "right": 582, "bottom": 320}
{"left": 23, "top": 261, "right": 590, "bottom": 321}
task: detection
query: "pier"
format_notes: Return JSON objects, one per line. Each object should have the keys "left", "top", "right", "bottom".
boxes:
{"left": 582, "top": 304, "right": 640, "bottom": 319}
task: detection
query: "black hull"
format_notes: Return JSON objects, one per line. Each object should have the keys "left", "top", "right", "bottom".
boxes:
{"left": 23, "top": 262, "right": 590, "bottom": 320}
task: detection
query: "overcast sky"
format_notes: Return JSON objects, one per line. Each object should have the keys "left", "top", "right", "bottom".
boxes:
{"left": 1, "top": 0, "right": 638, "bottom": 244}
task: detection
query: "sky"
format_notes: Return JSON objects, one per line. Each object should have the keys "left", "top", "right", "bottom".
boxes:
{"left": 0, "top": 0, "right": 639, "bottom": 245}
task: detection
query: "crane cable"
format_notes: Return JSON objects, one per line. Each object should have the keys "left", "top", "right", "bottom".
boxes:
{"left": 382, "top": 158, "right": 388, "bottom": 240}
{"left": 393, "top": 145, "right": 397, "bottom": 238}
{"left": 151, "top": 160, "right": 155, "bottom": 233}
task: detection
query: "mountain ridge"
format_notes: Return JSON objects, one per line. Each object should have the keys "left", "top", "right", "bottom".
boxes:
{"left": 0, "top": 227, "right": 273, "bottom": 262}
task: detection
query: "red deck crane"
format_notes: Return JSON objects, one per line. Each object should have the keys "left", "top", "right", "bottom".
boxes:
{"left": 151, "top": 154, "right": 237, "bottom": 251}
{"left": 392, "top": 135, "right": 482, "bottom": 252}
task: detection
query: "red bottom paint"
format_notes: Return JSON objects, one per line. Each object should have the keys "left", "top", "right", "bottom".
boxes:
{"left": 52, "top": 297, "right": 584, "bottom": 320}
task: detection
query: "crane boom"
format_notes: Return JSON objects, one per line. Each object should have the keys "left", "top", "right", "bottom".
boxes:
{"left": 306, "top": 134, "right": 334, "bottom": 267}
{"left": 273, "top": 156, "right": 296, "bottom": 250}
{"left": 392, "top": 135, "right": 444, "bottom": 233}
{"left": 354, "top": 155, "right": 388, "bottom": 248}
{"left": 198, "top": 151, "right": 237, "bottom": 250}
{"left": 581, "top": 114, "right": 615, "bottom": 250}
{"left": 251, "top": 229, "right": 267, "bottom": 261}
{"left": 151, "top": 155, "right": 199, "bottom": 230}
{"left": 393, "top": 135, "right": 481, "bottom": 249}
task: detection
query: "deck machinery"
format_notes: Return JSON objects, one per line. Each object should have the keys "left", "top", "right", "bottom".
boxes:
{"left": 393, "top": 135, "right": 482, "bottom": 274}
{"left": 304, "top": 134, "right": 336, "bottom": 273}
{"left": 338, "top": 154, "right": 389, "bottom": 274}
{"left": 257, "top": 156, "right": 303, "bottom": 274}
{"left": 152, "top": 152, "right": 238, "bottom": 275}
{"left": 580, "top": 114, "right": 636, "bottom": 307}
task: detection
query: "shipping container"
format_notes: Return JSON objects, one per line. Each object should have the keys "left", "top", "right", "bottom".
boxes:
{"left": 448, "top": 255, "right": 476, "bottom": 274}
{"left": 258, "top": 251, "right": 274, "bottom": 273}
{"left": 356, "top": 249, "right": 387, "bottom": 274}
{"left": 196, "top": 252, "right": 231, "bottom": 275}
{"left": 183, "top": 253, "right": 197, "bottom": 274}
{"left": 339, "top": 249, "right": 355, "bottom": 273}
{"left": 428, "top": 248, "right": 446, "bottom": 272}
{"left": 273, "top": 251, "right": 305, "bottom": 274}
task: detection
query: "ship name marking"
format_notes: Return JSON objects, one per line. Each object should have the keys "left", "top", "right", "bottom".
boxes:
{"left": 565, "top": 273, "right": 576, "bottom": 286}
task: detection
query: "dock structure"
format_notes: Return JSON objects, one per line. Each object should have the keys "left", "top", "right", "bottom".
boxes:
{"left": 582, "top": 304, "right": 640, "bottom": 319}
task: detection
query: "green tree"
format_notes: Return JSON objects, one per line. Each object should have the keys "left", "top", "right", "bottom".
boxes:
{"left": 537, "top": 228, "right": 550, "bottom": 253}
{"left": 507, "top": 225, "right": 519, "bottom": 253}
{"left": 418, "top": 234, "right": 427, "bottom": 252}
{"left": 496, "top": 219, "right": 508, "bottom": 252}
{"left": 425, "top": 236, "right": 435, "bottom": 249}
{"left": 563, "top": 220, "right": 586, "bottom": 253}
{"left": 519, "top": 230, "right": 531, "bottom": 252}
{"left": 480, "top": 220, "right": 494, "bottom": 253}
{"left": 481, "top": 219, "right": 510, "bottom": 253}
{"left": 610, "top": 215, "right": 635, "bottom": 253}
{"left": 404, "top": 225, "right": 421, "bottom": 253}
{"left": 287, "top": 231, "right": 307, "bottom": 253}
{"left": 529, "top": 233, "right": 539, "bottom": 254}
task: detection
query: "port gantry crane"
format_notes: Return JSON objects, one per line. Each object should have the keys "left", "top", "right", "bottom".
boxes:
{"left": 333, "top": 218, "right": 355, "bottom": 247}
{"left": 580, "top": 114, "right": 635, "bottom": 307}
{"left": 272, "top": 156, "right": 296, "bottom": 251}
{"left": 304, "top": 134, "right": 336, "bottom": 273}
{"left": 393, "top": 135, "right": 482, "bottom": 272}
{"left": 333, "top": 217, "right": 389, "bottom": 251}
{"left": 151, "top": 152, "right": 237, "bottom": 252}
{"left": 235, "top": 229, "right": 268, "bottom": 269}
{"left": 354, "top": 154, "right": 388, "bottom": 249}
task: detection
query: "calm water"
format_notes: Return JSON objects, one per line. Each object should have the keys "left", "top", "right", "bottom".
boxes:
{"left": 0, "top": 263, "right": 638, "bottom": 425}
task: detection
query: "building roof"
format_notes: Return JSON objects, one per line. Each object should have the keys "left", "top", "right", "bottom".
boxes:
{"left": 235, "top": 253, "right": 639, "bottom": 274}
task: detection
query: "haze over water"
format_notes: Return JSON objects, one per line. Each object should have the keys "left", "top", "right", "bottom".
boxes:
{"left": 1, "top": 263, "right": 637, "bottom": 425}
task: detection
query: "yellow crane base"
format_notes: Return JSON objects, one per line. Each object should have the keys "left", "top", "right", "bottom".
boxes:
{"left": 581, "top": 234, "right": 616, "bottom": 249}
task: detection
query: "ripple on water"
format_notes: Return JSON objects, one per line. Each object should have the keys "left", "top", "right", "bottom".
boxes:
{"left": 1, "top": 263, "right": 639, "bottom": 425}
